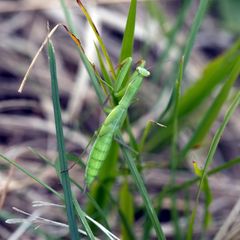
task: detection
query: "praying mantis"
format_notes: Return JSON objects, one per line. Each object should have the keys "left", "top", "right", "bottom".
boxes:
{"left": 85, "top": 58, "right": 150, "bottom": 187}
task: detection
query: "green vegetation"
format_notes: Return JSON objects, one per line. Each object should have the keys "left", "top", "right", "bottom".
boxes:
{"left": 1, "top": 0, "right": 240, "bottom": 239}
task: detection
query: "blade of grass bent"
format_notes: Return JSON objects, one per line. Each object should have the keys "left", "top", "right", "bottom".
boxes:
{"left": 18, "top": 24, "right": 61, "bottom": 93}
{"left": 18, "top": 24, "right": 105, "bottom": 107}
{"left": 118, "top": 134, "right": 166, "bottom": 240}
{"left": 63, "top": 25, "right": 105, "bottom": 105}
{"left": 60, "top": 0, "right": 76, "bottom": 34}
{"left": 76, "top": 0, "right": 116, "bottom": 79}
{"left": 48, "top": 40, "right": 80, "bottom": 240}
{"left": 59, "top": 1, "right": 106, "bottom": 105}
{"left": 186, "top": 91, "right": 240, "bottom": 240}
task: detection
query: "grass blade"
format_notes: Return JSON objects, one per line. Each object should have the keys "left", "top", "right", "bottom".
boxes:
{"left": 18, "top": 23, "right": 105, "bottom": 107}
{"left": 59, "top": 2, "right": 106, "bottom": 105}
{"left": 30, "top": 148, "right": 110, "bottom": 238}
{"left": 154, "top": 156, "right": 240, "bottom": 200}
{"left": 0, "top": 154, "right": 62, "bottom": 199}
{"left": 181, "top": 55, "right": 240, "bottom": 157}
{"left": 47, "top": 40, "right": 80, "bottom": 240}
{"left": 145, "top": 40, "right": 240, "bottom": 151}
{"left": 180, "top": 40, "right": 240, "bottom": 117}
{"left": 119, "top": 0, "right": 137, "bottom": 62}
{"left": 60, "top": 0, "right": 76, "bottom": 34}
{"left": 186, "top": 91, "right": 240, "bottom": 239}
{"left": 119, "top": 134, "right": 166, "bottom": 240}
{"left": 63, "top": 25, "right": 105, "bottom": 105}
{"left": 151, "top": 0, "right": 193, "bottom": 80}
{"left": 76, "top": 0, "right": 115, "bottom": 79}
{"left": 95, "top": 43, "right": 114, "bottom": 99}
{"left": 119, "top": 180, "right": 134, "bottom": 240}
{"left": 71, "top": 196, "right": 96, "bottom": 240}
{"left": 182, "top": 0, "right": 209, "bottom": 70}
{"left": 170, "top": 56, "right": 184, "bottom": 239}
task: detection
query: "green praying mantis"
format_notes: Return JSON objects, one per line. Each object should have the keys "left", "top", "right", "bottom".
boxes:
{"left": 85, "top": 57, "right": 150, "bottom": 187}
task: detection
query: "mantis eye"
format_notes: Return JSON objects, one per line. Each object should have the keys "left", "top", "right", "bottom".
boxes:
{"left": 136, "top": 66, "right": 150, "bottom": 77}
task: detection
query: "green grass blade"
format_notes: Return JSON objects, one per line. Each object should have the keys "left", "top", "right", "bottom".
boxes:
{"left": 60, "top": 0, "right": 76, "bottom": 34}
{"left": 63, "top": 25, "right": 105, "bottom": 105}
{"left": 171, "top": 56, "right": 184, "bottom": 165}
{"left": 95, "top": 43, "right": 113, "bottom": 95}
{"left": 186, "top": 91, "right": 240, "bottom": 240}
{"left": 170, "top": 56, "right": 184, "bottom": 239}
{"left": 59, "top": 2, "right": 106, "bottom": 105}
{"left": 119, "top": 180, "right": 134, "bottom": 240}
{"left": 76, "top": 0, "right": 116, "bottom": 79}
{"left": 151, "top": 0, "right": 193, "bottom": 80}
{"left": 145, "top": 40, "right": 240, "bottom": 151}
{"left": 115, "top": 57, "right": 133, "bottom": 92}
{"left": 181, "top": 55, "right": 240, "bottom": 157}
{"left": 119, "top": 0, "right": 137, "bottom": 62}
{"left": 179, "top": 40, "right": 240, "bottom": 117}
{"left": 193, "top": 161, "right": 213, "bottom": 232}
{"left": 119, "top": 135, "right": 166, "bottom": 240}
{"left": 0, "top": 154, "right": 62, "bottom": 199}
{"left": 157, "top": 157, "right": 240, "bottom": 197}
{"left": 71, "top": 179, "right": 111, "bottom": 230}
{"left": 182, "top": 0, "right": 209, "bottom": 70}
{"left": 30, "top": 148, "right": 109, "bottom": 237}
{"left": 72, "top": 196, "right": 95, "bottom": 240}
{"left": 144, "top": 1, "right": 167, "bottom": 35}
{"left": 47, "top": 40, "right": 79, "bottom": 240}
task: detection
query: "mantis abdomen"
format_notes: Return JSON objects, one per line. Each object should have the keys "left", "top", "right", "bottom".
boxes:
{"left": 85, "top": 105, "right": 126, "bottom": 186}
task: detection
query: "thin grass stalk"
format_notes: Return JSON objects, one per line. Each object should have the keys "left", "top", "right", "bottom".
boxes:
{"left": 186, "top": 91, "right": 240, "bottom": 240}
{"left": 182, "top": 0, "right": 209, "bottom": 71}
{"left": 170, "top": 56, "right": 184, "bottom": 239}
{"left": 47, "top": 40, "right": 80, "bottom": 240}
{"left": 154, "top": 156, "right": 240, "bottom": 199}
{"left": 0, "top": 154, "right": 62, "bottom": 199}
{"left": 152, "top": 0, "right": 193, "bottom": 80}
{"left": 31, "top": 147, "right": 111, "bottom": 237}
{"left": 76, "top": 0, "right": 116, "bottom": 79}
{"left": 119, "top": 0, "right": 137, "bottom": 62}
{"left": 181, "top": 56, "right": 240, "bottom": 158}
{"left": 60, "top": 0, "right": 76, "bottom": 34}
{"left": 118, "top": 134, "right": 166, "bottom": 240}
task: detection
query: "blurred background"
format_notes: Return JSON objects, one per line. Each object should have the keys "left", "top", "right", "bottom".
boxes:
{"left": 0, "top": 0, "right": 240, "bottom": 239}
